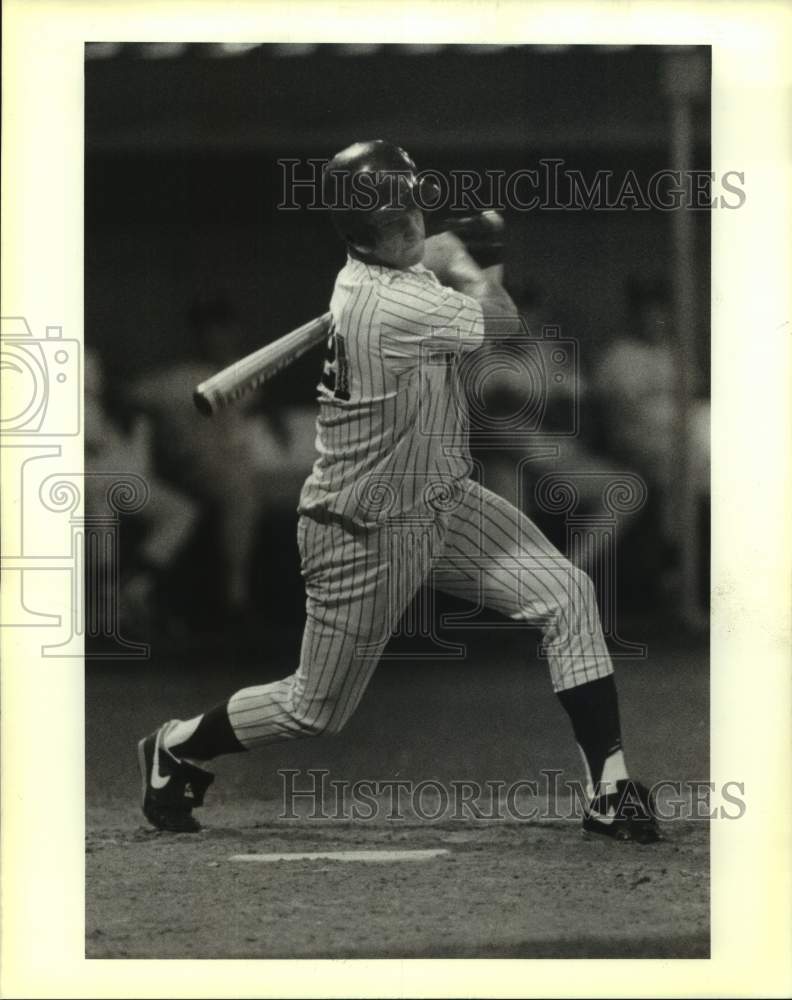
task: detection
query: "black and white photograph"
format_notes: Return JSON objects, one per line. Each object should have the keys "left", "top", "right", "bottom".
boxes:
{"left": 84, "top": 40, "right": 713, "bottom": 959}
{"left": 2, "top": 1, "right": 791, "bottom": 996}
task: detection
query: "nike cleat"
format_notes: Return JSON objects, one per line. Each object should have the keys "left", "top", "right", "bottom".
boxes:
{"left": 583, "top": 779, "right": 661, "bottom": 844}
{"left": 137, "top": 722, "right": 214, "bottom": 833}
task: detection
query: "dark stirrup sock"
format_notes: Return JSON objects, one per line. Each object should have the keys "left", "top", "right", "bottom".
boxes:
{"left": 167, "top": 701, "right": 247, "bottom": 761}
{"left": 556, "top": 675, "right": 623, "bottom": 789}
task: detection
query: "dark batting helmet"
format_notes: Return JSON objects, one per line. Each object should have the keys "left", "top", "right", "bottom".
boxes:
{"left": 322, "top": 139, "right": 438, "bottom": 249}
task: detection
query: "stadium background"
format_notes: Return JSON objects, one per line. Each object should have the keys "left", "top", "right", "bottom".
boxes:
{"left": 84, "top": 44, "right": 711, "bottom": 959}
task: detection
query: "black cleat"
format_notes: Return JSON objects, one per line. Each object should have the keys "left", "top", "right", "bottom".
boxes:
{"left": 137, "top": 722, "right": 214, "bottom": 833}
{"left": 583, "top": 779, "right": 661, "bottom": 844}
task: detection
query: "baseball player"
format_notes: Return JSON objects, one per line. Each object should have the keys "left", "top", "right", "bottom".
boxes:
{"left": 138, "top": 140, "right": 660, "bottom": 843}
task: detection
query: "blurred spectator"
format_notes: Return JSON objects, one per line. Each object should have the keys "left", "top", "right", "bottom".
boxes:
{"left": 85, "top": 348, "right": 198, "bottom": 636}
{"left": 592, "top": 277, "right": 676, "bottom": 502}
{"left": 127, "top": 293, "right": 296, "bottom": 618}
{"left": 593, "top": 275, "right": 710, "bottom": 515}
{"left": 591, "top": 276, "right": 710, "bottom": 606}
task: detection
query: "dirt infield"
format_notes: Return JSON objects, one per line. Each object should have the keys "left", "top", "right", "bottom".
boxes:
{"left": 86, "top": 800, "right": 708, "bottom": 959}
{"left": 86, "top": 628, "right": 709, "bottom": 959}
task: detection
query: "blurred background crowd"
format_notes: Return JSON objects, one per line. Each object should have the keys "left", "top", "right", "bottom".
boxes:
{"left": 85, "top": 44, "right": 710, "bottom": 643}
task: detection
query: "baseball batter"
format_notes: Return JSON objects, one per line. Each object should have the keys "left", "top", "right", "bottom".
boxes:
{"left": 138, "top": 140, "right": 660, "bottom": 843}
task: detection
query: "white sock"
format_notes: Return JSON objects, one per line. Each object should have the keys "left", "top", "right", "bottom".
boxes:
{"left": 579, "top": 745, "right": 630, "bottom": 806}
{"left": 577, "top": 744, "right": 596, "bottom": 801}
{"left": 599, "top": 750, "right": 629, "bottom": 797}
{"left": 162, "top": 716, "right": 202, "bottom": 753}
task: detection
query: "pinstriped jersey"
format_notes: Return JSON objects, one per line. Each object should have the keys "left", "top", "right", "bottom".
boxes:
{"left": 297, "top": 256, "right": 485, "bottom": 527}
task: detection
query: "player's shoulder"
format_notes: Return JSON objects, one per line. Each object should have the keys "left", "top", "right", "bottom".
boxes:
{"left": 336, "top": 258, "right": 444, "bottom": 313}
{"left": 338, "top": 257, "right": 437, "bottom": 288}
{"left": 390, "top": 262, "right": 440, "bottom": 288}
{"left": 378, "top": 263, "right": 455, "bottom": 310}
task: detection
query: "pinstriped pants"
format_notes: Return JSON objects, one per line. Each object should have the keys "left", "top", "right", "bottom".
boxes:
{"left": 228, "top": 480, "right": 613, "bottom": 748}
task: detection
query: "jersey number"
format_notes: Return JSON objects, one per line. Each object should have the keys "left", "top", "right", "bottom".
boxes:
{"left": 320, "top": 320, "right": 350, "bottom": 401}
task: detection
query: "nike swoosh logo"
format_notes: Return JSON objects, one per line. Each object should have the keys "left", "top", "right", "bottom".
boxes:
{"left": 150, "top": 728, "right": 171, "bottom": 789}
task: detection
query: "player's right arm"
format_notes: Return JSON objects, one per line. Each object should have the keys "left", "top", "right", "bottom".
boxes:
{"left": 378, "top": 270, "right": 486, "bottom": 363}
{"left": 422, "top": 231, "right": 519, "bottom": 335}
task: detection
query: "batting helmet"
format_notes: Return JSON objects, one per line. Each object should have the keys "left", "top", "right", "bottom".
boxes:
{"left": 322, "top": 140, "right": 438, "bottom": 249}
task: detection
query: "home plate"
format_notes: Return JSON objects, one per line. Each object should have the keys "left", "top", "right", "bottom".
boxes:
{"left": 229, "top": 848, "right": 450, "bottom": 864}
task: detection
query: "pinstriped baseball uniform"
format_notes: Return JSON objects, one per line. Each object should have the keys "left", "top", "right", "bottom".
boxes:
{"left": 298, "top": 257, "right": 483, "bottom": 526}
{"left": 227, "top": 256, "right": 614, "bottom": 747}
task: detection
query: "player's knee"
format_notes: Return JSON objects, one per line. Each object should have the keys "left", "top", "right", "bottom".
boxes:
{"left": 298, "top": 714, "right": 348, "bottom": 738}
{"left": 314, "top": 713, "right": 347, "bottom": 737}
{"left": 557, "top": 563, "right": 598, "bottom": 612}
{"left": 575, "top": 566, "right": 597, "bottom": 604}
{"left": 509, "top": 561, "right": 597, "bottom": 632}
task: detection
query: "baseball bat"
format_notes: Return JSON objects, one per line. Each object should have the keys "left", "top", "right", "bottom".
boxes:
{"left": 193, "top": 211, "right": 505, "bottom": 416}
{"left": 193, "top": 312, "right": 331, "bottom": 416}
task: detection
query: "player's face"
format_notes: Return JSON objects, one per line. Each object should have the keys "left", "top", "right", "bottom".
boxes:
{"left": 371, "top": 207, "right": 426, "bottom": 269}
